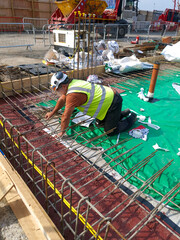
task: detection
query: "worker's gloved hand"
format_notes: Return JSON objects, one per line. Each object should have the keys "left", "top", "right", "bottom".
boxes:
{"left": 45, "top": 111, "right": 54, "bottom": 120}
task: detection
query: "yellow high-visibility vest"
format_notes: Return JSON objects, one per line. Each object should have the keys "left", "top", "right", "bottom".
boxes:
{"left": 67, "top": 80, "right": 114, "bottom": 120}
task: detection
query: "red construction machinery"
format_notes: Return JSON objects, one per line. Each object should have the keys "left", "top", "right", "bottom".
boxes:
{"left": 152, "top": 0, "right": 180, "bottom": 31}
{"left": 50, "top": 0, "right": 128, "bottom": 38}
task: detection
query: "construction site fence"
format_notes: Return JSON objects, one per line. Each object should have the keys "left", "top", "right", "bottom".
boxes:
{"left": 0, "top": 23, "right": 35, "bottom": 49}
{"left": 42, "top": 22, "right": 180, "bottom": 47}
{"left": 0, "top": 17, "right": 49, "bottom": 30}
{"left": 0, "top": 21, "right": 179, "bottom": 49}
{"left": 147, "top": 22, "right": 180, "bottom": 39}
{"left": 22, "top": 17, "right": 49, "bottom": 31}
{"left": 42, "top": 23, "right": 130, "bottom": 47}
{"left": 130, "top": 21, "right": 179, "bottom": 40}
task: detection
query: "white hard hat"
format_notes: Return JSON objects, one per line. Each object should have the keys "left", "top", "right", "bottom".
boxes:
{"left": 51, "top": 71, "right": 68, "bottom": 91}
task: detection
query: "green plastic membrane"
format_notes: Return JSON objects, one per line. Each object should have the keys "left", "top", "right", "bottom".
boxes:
{"left": 39, "top": 69, "right": 180, "bottom": 210}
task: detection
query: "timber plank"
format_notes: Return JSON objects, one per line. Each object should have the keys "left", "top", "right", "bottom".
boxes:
{"left": 0, "top": 153, "right": 64, "bottom": 240}
{"left": 0, "top": 65, "right": 105, "bottom": 98}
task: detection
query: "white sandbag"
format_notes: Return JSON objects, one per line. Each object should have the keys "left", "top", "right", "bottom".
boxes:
{"left": 108, "top": 41, "right": 119, "bottom": 54}
{"left": 72, "top": 52, "right": 104, "bottom": 69}
{"left": 106, "top": 55, "right": 143, "bottom": 73}
{"left": 43, "top": 49, "right": 60, "bottom": 64}
{"left": 119, "top": 55, "right": 143, "bottom": 72}
{"left": 44, "top": 49, "right": 59, "bottom": 62}
{"left": 161, "top": 41, "right": 180, "bottom": 62}
{"left": 105, "top": 55, "right": 153, "bottom": 73}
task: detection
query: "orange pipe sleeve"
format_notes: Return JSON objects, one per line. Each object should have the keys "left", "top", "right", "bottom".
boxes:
{"left": 147, "top": 62, "right": 160, "bottom": 98}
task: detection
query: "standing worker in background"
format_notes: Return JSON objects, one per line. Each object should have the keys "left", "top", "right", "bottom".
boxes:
{"left": 45, "top": 71, "right": 137, "bottom": 137}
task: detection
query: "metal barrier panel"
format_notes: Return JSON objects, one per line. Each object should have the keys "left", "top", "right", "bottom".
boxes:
{"left": 23, "top": 17, "right": 49, "bottom": 31}
{"left": 104, "top": 24, "right": 129, "bottom": 41}
{"left": 0, "top": 23, "right": 35, "bottom": 48}
{"left": 127, "top": 21, "right": 179, "bottom": 42}
{"left": 43, "top": 23, "right": 131, "bottom": 47}
{"left": 94, "top": 24, "right": 130, "bottom": 41}
{"left": 42, "top": 23, "right": 93, "bottom": 47}
{"left": 133, "top": 21, "right": 151, "bottom": 33}
{"left": 162, "top": 22, "right": 179, "bottom": 37}
{"left": 148, "top": 23, "right": 179, "bottom": 39}
{"left": 94, "top": 24, "right": 105, "bottom": 41}
{"left": 127, "top": 21, "right": 151, "bottom": 42}
{"left": 42, "top": 21, "right": 179, "bottom": 49}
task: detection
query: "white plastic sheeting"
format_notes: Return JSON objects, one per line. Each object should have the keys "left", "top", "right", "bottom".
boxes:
{"left": 105, "top": 55, "right": 153, "bottom": 74}
{"left": 87, "top": 75, "right": 102, "bottom": 84}
{"left": 161, "top": 41, "right": 180, "bottom": 62}
{"left": 72, "top": 112, "right": 95, "bottom": 127}
{"left": 172, "top": 83, "right": 180, "bottom": 95}
{"left": 108, "top": 40, "right": 119, "bottom": 54}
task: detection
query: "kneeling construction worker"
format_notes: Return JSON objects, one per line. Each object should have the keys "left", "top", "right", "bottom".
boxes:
{"left": 45, "top": 71, "right": 137, "bottom": 137}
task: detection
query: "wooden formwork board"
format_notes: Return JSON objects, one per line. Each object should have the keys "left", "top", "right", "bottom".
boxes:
{"left": 0, "top": 65, "right": 105, "bottom": 98}
{"left": 139, "top": 55, "right": 165, "bottom": 63}
{"left": 0, "top": 152, "right": 64, "bottom": 240}
{"left": 0, "top": 0, "right": 56, "bottom": 19}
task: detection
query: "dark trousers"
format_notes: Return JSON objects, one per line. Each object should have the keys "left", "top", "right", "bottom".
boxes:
{"left": 97, "top": 92, "right": 136, "bottom": 135}
{"left": 102, "top": 92, "right": 123, "bottom": 135}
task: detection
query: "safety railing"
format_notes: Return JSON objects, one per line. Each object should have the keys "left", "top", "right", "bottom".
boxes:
{"left": 132, "top": 21, "right": 151, "bottom": 33}
{"left": 93, "top": 23, "right": 104, "bottom": 41}
{"left": 42, "top": 23, "right": 131, "bottom": 47}
{"left": 0, "top": 23, "right": 35, "bottom": 49}
{"left": 147, "top": 22, "right": 179, "bottom": 39}
{"left": 0, "top": 20, "right": 178, "bottom": 50}
{"left": 23, "top": 17, "right": 49, "bottom": 31}
{"left": 43, "top": 23, "right": 94, "bottom": 47}
{"left": 42, "top": 23, "right": 73, "bottom": 47}
{"left": 104, "top": 23, "right": 129, "bottom": 41}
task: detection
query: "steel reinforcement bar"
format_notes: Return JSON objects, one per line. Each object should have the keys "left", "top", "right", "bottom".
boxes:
{"left": 0, "top": 71, "right": 180, "bottom": 239}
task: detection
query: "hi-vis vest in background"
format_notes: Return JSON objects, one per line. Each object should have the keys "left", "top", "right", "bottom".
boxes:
{"left": 67, "top": 80, "right": 114, "bottom": 120}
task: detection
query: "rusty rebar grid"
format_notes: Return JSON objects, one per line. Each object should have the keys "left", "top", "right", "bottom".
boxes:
{"left": 0, "top": 64, "right": 180, "bottom": 239}
{"left": 1, "top": 100, "right": 180, "bottom": 240}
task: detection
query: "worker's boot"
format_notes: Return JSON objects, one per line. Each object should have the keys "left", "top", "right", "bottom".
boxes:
{"left": 117, "top": 112, "right": 137, "bottom": 133}
{"left": 120, "top": 108, "right": 131, "bottom": 120}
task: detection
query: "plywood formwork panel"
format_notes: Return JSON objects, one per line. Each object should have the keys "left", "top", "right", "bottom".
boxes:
{"left": 0, "top": 1, "right": 11, "bottom": 8}
{"left": 0, "top": 65, "right": 105, "bottom": 98}
{"left": 38, "top": 2, "right": 56, "bottom": 11}
{"left": 14, "top": 10, "right": 32, "bottom": 18}
{"left": 0, "top": 0, "right": 56, "bottom": 21}
{"left": 38, "top": 12, "right": 50, "bottom": 18}
{"left": 13, "top": 0, "right": 32, "bottom": 9}
{"left": 0, "top": 10, "right": 12, "bottom": 18}
{"left": 0, "top": 74, "right": 50, "bottom": 98}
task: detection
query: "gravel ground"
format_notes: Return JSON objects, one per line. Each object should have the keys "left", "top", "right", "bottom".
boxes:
{"left": 0, "top": 35, "right": 134, "bottom": 67}
{"left": 0, "top": 199, "right": 28, "bottom": 240}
